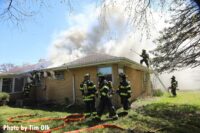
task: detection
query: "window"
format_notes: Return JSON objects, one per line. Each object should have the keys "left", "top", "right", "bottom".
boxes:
{"left": 55, "top": 71, "right": 65, "bottom": 80}
{"left": 118, "top": 67, "right": 124, "bottom": 74}
{"left": 2, "top": 78, "right": 13, "bottom": 93}
{"left": 14, "top": 78, "right": 24, "bottom": 92}
{"left": 98, "top": 66, "right": 112, "bottom": 81}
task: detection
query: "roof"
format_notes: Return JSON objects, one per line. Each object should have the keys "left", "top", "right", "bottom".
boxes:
{"left": 0, "top": 60, "right": 52, "bottom": 77}
{"left": 0, "top": 53, "right": 150, "bottom": 77}
{"left": 64, "top": 53, "right": 120, "bottom": 68}
{"left": 45, "top": 53, "right": 149, "bottom": 72}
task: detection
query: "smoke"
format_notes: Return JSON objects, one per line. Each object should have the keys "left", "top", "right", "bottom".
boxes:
{"left": 47, "top": 1, "right": 200, "bottom": 90}
{"left": 48, "top": 1, "right": 152, "bottom": 66}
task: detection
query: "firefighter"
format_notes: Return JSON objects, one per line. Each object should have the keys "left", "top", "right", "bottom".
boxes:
{"left": 23, "top": 76, "right": 33, "bottom": 98}
{"left": 80, "top": 73, "right": 97, "bottom": 118}
{"left": 171, "top": 76, "right": 178, "bottom": 96}
{"left": 117, "top": 73, "right": 131, "bottom": 111}
{"left": 23, "top": 83, "right": 32, "bottom": 98}
{"left": 140, "top": 49, "right": 149, "bottom": 67}
{"left": 95, "top": 73, "right": 118, "bottom": 121}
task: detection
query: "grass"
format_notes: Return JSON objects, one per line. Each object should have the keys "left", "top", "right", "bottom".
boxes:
{"left": 0, "top": 91, "right": 200, "bottom": 133}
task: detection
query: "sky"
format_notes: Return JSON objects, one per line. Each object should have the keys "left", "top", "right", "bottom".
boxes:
{"left": 0, "top": 0, "right": 95, "bottom": 65}
{"left": 0, "top": 0, "right": 199, "bottom": 90}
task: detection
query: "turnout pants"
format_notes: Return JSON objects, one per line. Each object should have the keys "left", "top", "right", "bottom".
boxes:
{"left": 171, "top": 88, "right": 177, "bottom": 96}
{"left": 140, "top": 59, "right": 149, "bottom": 67}
{"left": 97, "top": 97, "right": 117, "bottom": 117}
{"left": 120, "top": 96, "right": 130, "bottom": 110}
{"left": 84, "top": 99, "right": 96, "bottom": 116}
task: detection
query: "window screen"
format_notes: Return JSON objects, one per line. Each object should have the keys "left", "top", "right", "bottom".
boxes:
{"left": 2, "top": 78, "right": 13, "bottom": 93}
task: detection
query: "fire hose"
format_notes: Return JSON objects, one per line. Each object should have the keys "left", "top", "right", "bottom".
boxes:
{"left": 6, "top": 114, "right": 125, "bottom": 133}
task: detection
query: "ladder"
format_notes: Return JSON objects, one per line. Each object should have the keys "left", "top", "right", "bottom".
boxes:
{"left": 149, "top": 60, "right": 168, "bottom": 91}
{"left": 130, "top": 49, "right": 168, "bottom": 91}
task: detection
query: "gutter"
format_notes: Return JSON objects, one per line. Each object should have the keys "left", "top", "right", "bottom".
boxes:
{"left": 66, "top": 69, "right": 76, "bottom": 108}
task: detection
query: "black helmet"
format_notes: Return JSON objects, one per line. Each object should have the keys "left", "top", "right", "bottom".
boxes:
{"left": 171, "top": 76, "right": 175, "bottom": 79}
{"left": 97, "top": 72, "right": 104, "bottom": 78}
{"left": 119, "top": 73, "right": 126, "bottom": 79}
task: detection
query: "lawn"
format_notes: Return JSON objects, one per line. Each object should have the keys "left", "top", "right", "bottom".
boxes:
{"left": 0, "top": 91, "right": 200, "bottom": 133}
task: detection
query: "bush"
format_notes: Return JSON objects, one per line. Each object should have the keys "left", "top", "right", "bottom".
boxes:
{"left": 152, "top": 89, "right": 164, "bottom": 97}
{"left": 0, "top": 92, "right": 10, "bottom": 101}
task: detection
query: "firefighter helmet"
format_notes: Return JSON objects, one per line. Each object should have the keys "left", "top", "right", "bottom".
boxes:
{"left": 119, "top": 73, "right": 126, "bottom": 79}
{"left": 84, "top": 73, "right": 90, "bottom": 77}
{"left": 97, "top": 72, "right": 104, "bottom": 77}
{"left": 171, "top": 76, "right": 175, "bottom": 79}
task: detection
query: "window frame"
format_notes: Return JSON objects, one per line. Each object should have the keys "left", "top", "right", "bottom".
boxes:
{"left": 2, "top": 78, "right": 13, "bottom": 93}
{"left": 97, "top": 66, "right": 113, "bottom": 81}
{"left": 14, "top": 77, "right": 24, "bottom": 93}
{"left": 54, "top": 70, "right": 65, "bottom": 80}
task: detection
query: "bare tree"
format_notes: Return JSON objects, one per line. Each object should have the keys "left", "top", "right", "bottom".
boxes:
{"left": 0, "top": 63, "right": 16, "bottom": 72}
{"left": 0, "top": 0, "right": 49, "bottom": 25}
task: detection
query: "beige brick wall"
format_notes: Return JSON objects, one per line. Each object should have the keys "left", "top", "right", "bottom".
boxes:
{"left": 45, "top": 70, "right": 73, "bottom": 104}
{"left": 72, "top": 66, "right": 98, "bottom": 104}
{"left": 42, "top": 64, "right": 150, "bottom": 105}
{"left": 124, "top": 66, "right": 145, "bottom": 100}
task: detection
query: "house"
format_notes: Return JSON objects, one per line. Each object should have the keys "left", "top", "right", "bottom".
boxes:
{"left": 0, "top": 60, "right": 51, "bottom": 103}
{"left": 0, "top": 53, "right": 152, "bottom": 106}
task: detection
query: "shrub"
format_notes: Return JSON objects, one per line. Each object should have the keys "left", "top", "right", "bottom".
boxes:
{"left": 0, "top": 92, "right": 10, "bottom": 101}
{"left": 152, "top": 89, "right": 164, "bottom": 97}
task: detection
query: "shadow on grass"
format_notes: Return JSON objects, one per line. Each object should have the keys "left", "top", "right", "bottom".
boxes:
{"left": 9, "top": 104, "right": 85, "bottom": 114}
{"left": 135, "top": 103, "right": 200, "bottom": 133}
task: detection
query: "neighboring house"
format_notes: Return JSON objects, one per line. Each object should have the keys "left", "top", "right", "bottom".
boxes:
{"left": 0, "top": 60, "right": 51, "bottom": 103}
{"left": 0, "top": 53, "right": 152, "bottom": 106}
{"left": 0, "top": 73, "right": 26, "bottom": 101}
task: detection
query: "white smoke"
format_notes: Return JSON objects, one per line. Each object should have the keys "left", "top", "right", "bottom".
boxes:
{"left": 48, "top": 1, "right": 155, "bottom": 66}
{"left": 47, "top": 1, "right": 200, "bottom": 90}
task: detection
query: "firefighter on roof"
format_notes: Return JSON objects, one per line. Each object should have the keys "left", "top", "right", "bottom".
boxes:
{"left": 170, "top": 76, "right": 178, "bottom": 96}
{"left": 117, "top": 73, "right": 132, "bottom": 111}
{"left": 95, "top": 73, "right": 118, "bottom": 121}
{"left": 80, "top": 73, "right": 97, "bottom": 118}
{"left": 140, "top": 49, "right": 149, "bottom": 67}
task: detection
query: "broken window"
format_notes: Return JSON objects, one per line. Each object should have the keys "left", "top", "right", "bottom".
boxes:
{"left": 55, "top": 71, "right": 65, "bottom": 80}
{"left": 2, "top": 78, "right": 13, "bottom": 93}
{"left": 98, "top": 66, "right": 112, "bottom": 81}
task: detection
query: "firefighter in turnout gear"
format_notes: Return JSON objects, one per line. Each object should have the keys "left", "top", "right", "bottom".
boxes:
{"left": 171, "top": 76, "right": 178, "bottom": 96}
{"left": 23, "top": 76, "right": 33, "bottom": 98}
{"left": 140, "top": 49, "right": 149, "bottom": 67}
{"left": 95, "top": 73, "right": 118, "bottom": 121}
{"left": 80, "top": 73, "right": 97, "bottom": 117}
{"left": 23, "top": 83, "right": 32, "bottom": 98}
{"left": 117, "top": 73, "right": 131, "bottom": 111}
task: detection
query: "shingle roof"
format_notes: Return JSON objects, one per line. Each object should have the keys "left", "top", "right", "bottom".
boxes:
{"left": 0, "top": 53, "right": 149, "bottom": 77}
{"left": 0, "top": 60, "right": 52, "bottom": 77}
{"left": 63, "top": 53, "right": 121, "bottom": 68}
{"left": 57, "top": 53, "right": 148, "bottom": 72}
